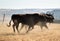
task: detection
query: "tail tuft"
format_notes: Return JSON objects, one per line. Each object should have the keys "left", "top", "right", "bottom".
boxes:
{"left": 7, "top": 20, "right": 11, "bottom": 27}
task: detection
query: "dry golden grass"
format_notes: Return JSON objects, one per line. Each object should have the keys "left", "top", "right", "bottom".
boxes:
{"left": 0, "top": 22, "right": 60, "bottom": 41}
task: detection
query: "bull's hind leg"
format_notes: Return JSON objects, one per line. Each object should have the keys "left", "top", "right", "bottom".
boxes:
{"left": 16, "top": 23, "right": 19, "bottom": 33}
{"left": 13, "top": 20, "right": 19, "bottom": 33}
{"left": 26, "top": 27, "right": 30, "bottom": 33}
{"left": 26, "top": 26, "right": 33, "bottom": 33}
{"left": 20, "top": 24, "right": 24, "bottom": 31}
{"left": 12, "top": 24, "right": 16, "bottom": 32}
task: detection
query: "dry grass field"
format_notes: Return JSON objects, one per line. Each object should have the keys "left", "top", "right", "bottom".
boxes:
{"left": 0, "top": 22, "right": 60, "bottom": 41}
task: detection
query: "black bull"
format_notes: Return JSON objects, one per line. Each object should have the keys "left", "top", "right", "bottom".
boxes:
{"left": 7, "top": 13, "right": 54, "bottom": 33}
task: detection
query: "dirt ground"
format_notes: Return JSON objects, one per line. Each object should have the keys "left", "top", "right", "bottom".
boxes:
{"left": 0, "top": 22, "right": 60, "bottom": 41}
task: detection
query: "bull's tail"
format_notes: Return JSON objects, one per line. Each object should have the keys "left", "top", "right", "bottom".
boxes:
{"left": 7, "top": 20, "right": 11, "bottom": 27}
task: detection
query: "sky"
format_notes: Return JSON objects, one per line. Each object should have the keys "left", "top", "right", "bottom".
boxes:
{"left": 0, "top": 0, "right": 60, "bottom": 9}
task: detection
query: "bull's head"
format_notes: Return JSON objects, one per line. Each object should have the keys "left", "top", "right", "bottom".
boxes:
{"left": 46, "top": 12, "right": 54, "bottom": 23}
